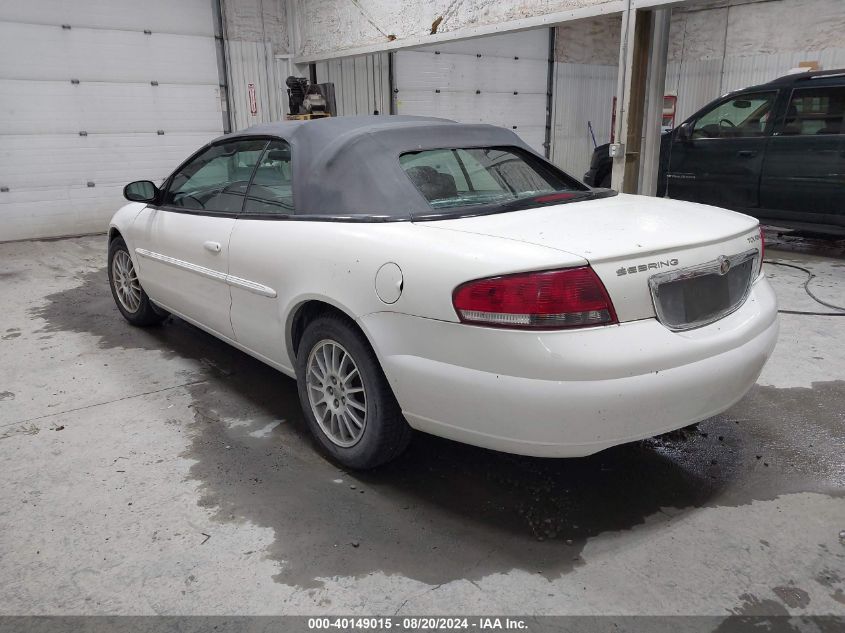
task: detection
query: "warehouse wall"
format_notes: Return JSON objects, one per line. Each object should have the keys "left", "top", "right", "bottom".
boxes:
{"left": 0, "top": 0, "right": 226, "bottom": 242}
{"left": 222, "top": 0, "right": 291, "bottom": 129}
{"left": 395, "top": 30, "right": 552, "bottom": 154}
{"left": 551, "top": 15, "right": 621, "bottom": 177}
{"left": 291, "top": 0, "right": 620, "bottom": 61}
{"left": 550, "top": 0, "right": 845, "bottom": 178}
{"left": 314, "top": 53, "right": 391, "bottom": 116}
{"left": 666, "top": 0, "right": 845, "bottom": 122}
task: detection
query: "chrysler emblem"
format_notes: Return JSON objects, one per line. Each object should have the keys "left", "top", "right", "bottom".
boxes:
{"left": 718, "top": 256, "right": 731, "bottom": 275}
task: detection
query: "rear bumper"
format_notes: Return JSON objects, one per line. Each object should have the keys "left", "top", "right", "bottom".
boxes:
{"left": 359, "top": 277, "right": 778, "bottom": 457}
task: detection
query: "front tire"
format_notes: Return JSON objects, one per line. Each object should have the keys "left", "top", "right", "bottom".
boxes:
{"left": 295, "top": 313, "right": 411, "bottom": 469}
{"left": 108, "top": 237, "right": 166, "bottom": 326}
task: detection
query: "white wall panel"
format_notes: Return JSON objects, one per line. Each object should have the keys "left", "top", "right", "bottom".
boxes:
{"left": 397, "top": 91, "right": 546, "bottom": 128}
{"left": 0, "top": 81, "right": 223, "bottom": 135}
{"left": 0, "top": 132, "right": 220, "bottom": 190}
{"left": 550, "top": 62, "right": 617, "bottom": 179}
{"left": 395, "top": 51, "right": 548, "bottom": 94}
{"left": 315, "top": 52, "right": 390, "bottom": 116}
{"left": 226, "top": 39, "right": 286, "bottom": 130}
{"left": 0, "top": 23, "right": 219, "bottom": 84}
{"left": 394, "top": 29, "right": 551, "bottom": 154}
{"left": 0, "top": 0, "right": 223, "bottom": 242}
{"left": 0, "top": 0, "right": 216, "bottom": 36}
{"left": 0, "top": 184, "right": 126, "bottom": 242}
{"left": 293, "top": 0, "right": 619, "bottom": 62}
{"left": 720, "top": 49, "right": 845, "bottom": 94}
{"left": 0, "top": 131, "right": 220, "bottom": 242}
{"left": 410, "top": 30, "right": 549, "bottom": 59}
{"left": 665, "top": 49, "right": 845, "bottom": 126}
{"left": 664, "top": 58, "right": 722, "bottom": 124}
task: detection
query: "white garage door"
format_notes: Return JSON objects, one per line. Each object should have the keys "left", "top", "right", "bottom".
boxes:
{"left": 0, "top": 0, "right": 225, "bottom": 242}
{"left": 394, "top": 30, "right": 551, "bottom": 155}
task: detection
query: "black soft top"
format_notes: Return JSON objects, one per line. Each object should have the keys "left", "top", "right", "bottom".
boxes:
{"left": 213, "top": 115, "right": 542, "bottom": 219}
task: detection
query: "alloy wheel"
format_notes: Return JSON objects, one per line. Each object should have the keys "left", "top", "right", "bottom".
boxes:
{"left": 306, "top": 339, "right": 367, "bottom": 447}
{"left": 112, "top": 249, "right": 142, "bottom": 313}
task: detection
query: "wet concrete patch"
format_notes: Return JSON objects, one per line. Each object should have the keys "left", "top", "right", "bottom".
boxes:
{"left": 32, "top": 267, "right": 845, "bottom": 588}
{"left": 772, "top": 586, "right": 811, "bottom": 610}
{"left": 815, "top": 569, "right": 845, "bottom": 606}
{"left": 185, "top": 380, "right": 725, "bottom": 586}
{"left": 731, "top": 593, "right": 791, "bottom": 616}
{"left": 31, "top": 268, "right": 248, "bottom": 369}
{"left": 181, "top": 378, "right": 845, "bottom": 587}
{"left": 763, "top": 230, "right": 845, "bottom": 260}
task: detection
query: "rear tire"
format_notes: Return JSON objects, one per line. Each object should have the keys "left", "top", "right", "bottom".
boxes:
{"left": 295, "top": 313, "right": 411, "bottom": 469}
{"left": 108, "top": 237, "right": 167, "bottom": 326}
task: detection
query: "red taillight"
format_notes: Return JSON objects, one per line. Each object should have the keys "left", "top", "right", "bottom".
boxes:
{"left": 452, "top": 267, "right": 618, "bottom": 329}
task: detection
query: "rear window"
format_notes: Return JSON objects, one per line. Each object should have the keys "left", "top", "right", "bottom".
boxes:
{"left": 399, "top": 146, "right": 588, "bottom": 214}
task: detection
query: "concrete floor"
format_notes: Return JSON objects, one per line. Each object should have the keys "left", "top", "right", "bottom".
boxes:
{"left": 0, "top": 231, "right": 843, "bottom": 616}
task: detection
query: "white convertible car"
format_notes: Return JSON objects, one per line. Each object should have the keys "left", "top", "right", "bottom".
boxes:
{"left": 109, "top": 116, "right": 778, "bottom": 469}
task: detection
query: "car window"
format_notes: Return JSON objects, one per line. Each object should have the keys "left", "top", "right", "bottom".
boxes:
{"left": 163, "top": 139, "right": 268, "bottom": 213}
{"left": 242, "top": 140, "right": 294, "bottom": 215}
{"left": 781, "top": 86, "right": 845, "bottom": 136}
{"left": 692, "top": 92, "right": 776, "bottom": 139}
{"left": 399, "top": 146, "right": 585, "bottom": 211}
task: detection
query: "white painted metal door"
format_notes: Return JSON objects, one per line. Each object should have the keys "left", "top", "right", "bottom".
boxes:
{"left": 393, "top": 30, "right": 551, "bottom": 154}
{"left": 132, "top": 209, "right": 236, "bottom": 340}
{"left": 0, "top": 0, "right": 224, "bottom": 242}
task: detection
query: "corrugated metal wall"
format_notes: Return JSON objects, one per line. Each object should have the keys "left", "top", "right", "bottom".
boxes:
{"left": 315, "top": 53, "right": 390, "bottom": 116}
{"left": 550, "top": 63, "right": 618, "bottom": 179}
{"left": 666, "top": 48, "right": 845, "bottom": 124}
{"left": 226, "top": 39, "right": 287, "bottom": 130}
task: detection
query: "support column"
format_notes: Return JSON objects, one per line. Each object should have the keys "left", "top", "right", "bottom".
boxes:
{"left": 611, "top": 7, "right": 652, "bottom": 194}
{"left": 639, "top": 8, "right": 671, "bottom": 196}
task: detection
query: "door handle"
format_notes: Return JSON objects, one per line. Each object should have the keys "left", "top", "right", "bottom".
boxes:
{"left": 736, "top": 150, "right": 757, "bottom": 158}
{"left": 203, "top": 241, "right": 222, "bottom": 253}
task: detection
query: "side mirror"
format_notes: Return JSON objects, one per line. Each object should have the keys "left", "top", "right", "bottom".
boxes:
{"left": 123, "top": 180, "right": 159, "bottom": 203}
{"left": 676, "top": 121, "right": 693, "bottom": 143}
{"left": 676, "top": 121, "right": 693, "bottom": 142}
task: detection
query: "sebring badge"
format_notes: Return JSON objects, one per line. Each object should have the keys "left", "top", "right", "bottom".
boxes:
{"left": 718, "top": 255, "right": 731, "bottom": 276}
{"left": 616, "top": 258, "right": 679, "bottom": 276}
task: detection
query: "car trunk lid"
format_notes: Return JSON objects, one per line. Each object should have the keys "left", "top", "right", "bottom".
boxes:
{"left": 417, "top": 194, "right": 763, "bottom": 324}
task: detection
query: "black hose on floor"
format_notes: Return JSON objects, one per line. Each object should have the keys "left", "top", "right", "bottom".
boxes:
{"left": 763, "top": 260, "right": 845, "bottom": 316}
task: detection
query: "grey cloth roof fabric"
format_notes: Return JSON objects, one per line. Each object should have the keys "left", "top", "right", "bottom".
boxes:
{"left": 213, "top": 116, "right": 539, "bottom": 219}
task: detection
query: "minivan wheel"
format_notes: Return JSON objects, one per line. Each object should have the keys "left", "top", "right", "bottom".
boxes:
{"left": 295, "top": 314, "right": 411, "bottom": 469}
{"left": 107, "top": 237, "right": 167, "bottom": 326}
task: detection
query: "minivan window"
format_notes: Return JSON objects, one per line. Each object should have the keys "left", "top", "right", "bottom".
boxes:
{"left": 782, "top": 86, "right": 845, "bottom": 136}
{"left": 163, "top": 139, "right": 268, "bottom": 213}
{"left": 242, "top": 140, "right": 294, "bottom": 215}
{"left": 399, "top": 146, "right": 587, "bottom": 212}
{"left": 693, "top": 91, "right": 776, "bottom": 139}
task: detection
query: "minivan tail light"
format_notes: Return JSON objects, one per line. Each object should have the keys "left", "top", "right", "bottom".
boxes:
{"left": 452, "top": 267, "right": 618, "bottom": 329}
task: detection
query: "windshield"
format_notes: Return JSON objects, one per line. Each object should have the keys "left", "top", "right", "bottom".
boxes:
{"left": 399, "top": 146, "right": 590, "bottom": 215}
